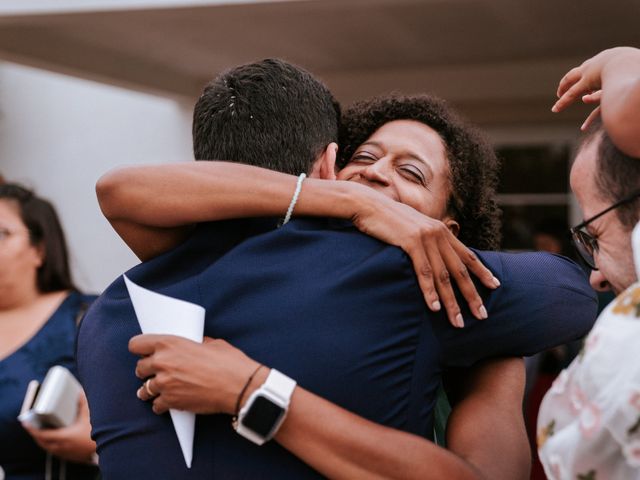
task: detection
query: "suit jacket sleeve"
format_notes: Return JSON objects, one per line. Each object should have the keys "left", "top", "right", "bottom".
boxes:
{"left": 437, "top": 251, "right": 599, "bottom": 368}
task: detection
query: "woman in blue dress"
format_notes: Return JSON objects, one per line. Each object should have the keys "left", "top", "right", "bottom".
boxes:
{"left": 0, "top": 184, "right": 98, "bottom": 479}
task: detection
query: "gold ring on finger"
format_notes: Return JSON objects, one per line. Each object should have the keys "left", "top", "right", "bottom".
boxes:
{"left": 144, "top": 378, "right": 157, "bottom": 397}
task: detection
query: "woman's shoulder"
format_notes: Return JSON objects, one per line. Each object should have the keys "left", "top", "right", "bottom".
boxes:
{"left": 65, "top": 290, "right": 98, "bottom": 307}
{"left": 45, "top": 290, "right": 97, "bottom": 328}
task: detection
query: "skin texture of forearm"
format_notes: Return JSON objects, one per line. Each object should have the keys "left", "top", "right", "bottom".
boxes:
{"left": 600, "top": 53, "right": 640, "bottom": 157}
{"left": 98, "top": 163, "right": 347, "bottom": 225}
{"left": 274, "top": 359, "right": 528, "bottom": 480}
{"left": 445, "top": 358, "right": 530, "bottom": 480}
{"left": 96, "top": 162, "right": 368, "bottom": 260}
{"left": 275, "top": 388, "right": 483, "bottom": 480}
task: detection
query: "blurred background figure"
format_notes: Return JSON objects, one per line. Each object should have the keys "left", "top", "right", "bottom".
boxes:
{"left": 532, "top": 217, "right": 572, "bottom": 256}
{"left": 0, "top": 183, "right": 99, "bottom": 479}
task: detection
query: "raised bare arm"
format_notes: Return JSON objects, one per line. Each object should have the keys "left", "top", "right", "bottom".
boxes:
{"left": 553, "top": 47, "right": 640, "bottom": 157}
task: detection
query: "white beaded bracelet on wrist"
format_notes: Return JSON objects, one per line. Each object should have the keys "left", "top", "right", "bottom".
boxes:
{"left": 281, "top": 173, "right": 306, "bottom": 226}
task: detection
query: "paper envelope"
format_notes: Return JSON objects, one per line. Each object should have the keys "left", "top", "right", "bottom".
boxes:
{"left": 124, "top": 275, "right": 205, "bottom": 469}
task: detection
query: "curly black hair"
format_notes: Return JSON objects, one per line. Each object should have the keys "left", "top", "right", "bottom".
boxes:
{"left": 338, "top": 94, "right": 501, "bottom": 250}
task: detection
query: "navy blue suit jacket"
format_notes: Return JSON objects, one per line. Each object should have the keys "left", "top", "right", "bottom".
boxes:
{"left": 77, "top": 218, "right": 597, "bottom": 479}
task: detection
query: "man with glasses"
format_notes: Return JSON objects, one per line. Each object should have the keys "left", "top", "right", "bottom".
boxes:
{"left": 571, "top": 183, "right": 640, "bottom": 292}
{"left": 538, "top": 46, "right": 640, "bottom": 479}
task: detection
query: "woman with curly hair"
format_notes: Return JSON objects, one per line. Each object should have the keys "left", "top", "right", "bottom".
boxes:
{"left": 338, "top": 95, "right": 501, "bottom": 252}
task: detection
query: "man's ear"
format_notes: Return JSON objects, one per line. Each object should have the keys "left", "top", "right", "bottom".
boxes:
{"left": 309, "top": 142, "right": 338, "bottom": 180}
{"left": 443, "top": 217, "right": 460, "bottom": 237}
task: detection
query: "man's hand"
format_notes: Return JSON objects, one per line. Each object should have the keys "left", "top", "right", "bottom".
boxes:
{"left": 22, "top": 390, "right": 96, "bottom": 464}
{"left": 352, "top": 191, "right": 499, "bottom": 328}
{"left": 129, "top": 334, "right": 260, "bottom": 415}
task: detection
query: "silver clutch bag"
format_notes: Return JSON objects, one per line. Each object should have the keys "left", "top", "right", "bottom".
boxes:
{"left": 18, "top": 365, "right": 81, "bottom": 429}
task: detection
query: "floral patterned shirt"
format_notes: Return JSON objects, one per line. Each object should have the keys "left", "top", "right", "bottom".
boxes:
{"left": 537, "top": 223, "right": 640, "bottom": 480}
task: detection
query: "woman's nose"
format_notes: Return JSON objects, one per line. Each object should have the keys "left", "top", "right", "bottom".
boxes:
{"left": 360, "top": 159, "right": 391, "bottom": 186}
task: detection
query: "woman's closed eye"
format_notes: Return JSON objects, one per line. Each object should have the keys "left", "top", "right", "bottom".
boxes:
{"left": 399, "top": 165, "right": 426, "bottom": 185}
{"left": 351, "top": 153, "right": 377, "bottom": 164}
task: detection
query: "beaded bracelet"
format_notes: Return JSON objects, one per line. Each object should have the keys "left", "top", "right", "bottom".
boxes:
{"left": 281, "top": 173, "right": 306, "bottom": 226}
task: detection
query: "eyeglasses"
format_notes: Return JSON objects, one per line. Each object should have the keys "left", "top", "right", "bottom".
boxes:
{"left": 570, "top": 189, "right": 640, "bottom": 270}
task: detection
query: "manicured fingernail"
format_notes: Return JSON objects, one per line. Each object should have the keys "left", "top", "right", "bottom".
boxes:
{"left": 455, "top": 314, "right": 464, "bottom": 328}
{"left": 432, "top": 301, "right": 441, "bottom": 311}
{"left": 479, "top": 305, "right": 488, "bottom": 319}
{"left": 551, "top": 105, "right": 558, "bottom": 112}
{"left": 136, "top": 388, "right": 143, "bottom": 400}
{"left": 493, "top": 276, "right": 501, "bottom": 287}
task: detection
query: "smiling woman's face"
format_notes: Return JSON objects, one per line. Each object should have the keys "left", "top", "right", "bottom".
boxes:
{"left": 337, "top": 120, "right": 452, "bottom": 219}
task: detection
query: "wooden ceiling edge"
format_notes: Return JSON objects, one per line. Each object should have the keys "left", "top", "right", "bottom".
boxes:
{"left": 0, "top": 0, "right": 316, "bottom": 24}
{"left": 318, "top": 55, "right": 587, "bottom": 84}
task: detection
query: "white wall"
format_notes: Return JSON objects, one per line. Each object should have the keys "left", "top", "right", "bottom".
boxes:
{"left": 0, "top": 62, "right": 193, "bottom": 293}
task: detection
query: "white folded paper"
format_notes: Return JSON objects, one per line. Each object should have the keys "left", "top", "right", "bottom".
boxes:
{"left": 124, "top": 275, "right": 205, "bottom": 469}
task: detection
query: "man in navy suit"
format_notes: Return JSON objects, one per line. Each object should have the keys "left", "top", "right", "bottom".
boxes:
{"left": 78, "top": 59, "right": 597, "bottom": 478}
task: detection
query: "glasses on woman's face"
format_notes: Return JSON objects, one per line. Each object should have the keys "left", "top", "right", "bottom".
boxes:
{"left": 570, "top": 190, "right": 640, "bottom": 270}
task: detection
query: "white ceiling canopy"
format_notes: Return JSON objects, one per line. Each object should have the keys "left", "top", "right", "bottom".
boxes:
{"left": 0, "top": 0, "right": 638, "bottom": 126}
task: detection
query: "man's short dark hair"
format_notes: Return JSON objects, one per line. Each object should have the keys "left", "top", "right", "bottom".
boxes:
{"left": 583, "top": 119, "right": 640, "bottom": 229}
{"left": 0, "top": 183, "right": 76, "bottom": 293}
{"left": 338, "top": 94, "right": 501, "bottom": 250}
{"left": 193, "top": 58, "right": 340, "bottom": 175}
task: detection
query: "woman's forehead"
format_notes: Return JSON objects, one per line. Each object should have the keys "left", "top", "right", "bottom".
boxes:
{"left": 0, "top": 198, "right": 23, "bottom": 221}
{"left": 365, "top": 120, "right": 448, "bottom": 170}
{"left": 369, "top": 119, "right": 443, "bottom": 146}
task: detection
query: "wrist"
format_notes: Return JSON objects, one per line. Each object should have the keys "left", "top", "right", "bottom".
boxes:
{"left": 237, "top": 367, "right": 269, "bottom": 410}
{"left": 602, "top": 49, "right": 640, "bottom": 81}
{"left": 345, "top": 181, "right": 385, "bottom": 224}
{"left": 297, "top": 178, "right": 367, "bottom": 220}
{"left": 230, "top": 363, "right": 268, "bottom": 414}
{"left": 233, "top": 369, "right": 297, "bottom": 445}
{"left": 329, "top": 179, "right": 378, "bottom": 221}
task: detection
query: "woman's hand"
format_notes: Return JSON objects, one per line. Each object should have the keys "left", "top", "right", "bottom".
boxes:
{"left": 552, "top": 47, "right": 640, "bottom": 129}
{"left": 351, "top": 190, "right": 499, "bottom": 328}
{"left": 130, "top": 334, "right": 260, "bottom": 415}
{"left": 22, "top": 390, "right": 97, "bottom": 464}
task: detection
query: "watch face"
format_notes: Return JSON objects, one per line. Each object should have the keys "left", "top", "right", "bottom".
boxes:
{"left": 242, "top": 395, "right": 286, "bottom": 437}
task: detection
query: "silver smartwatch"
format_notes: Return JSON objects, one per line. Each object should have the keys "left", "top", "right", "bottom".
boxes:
{"left": 234, "top": 369, "right": 297, "bottom": 445}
